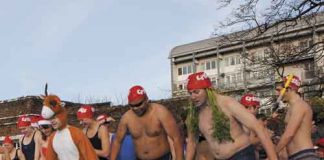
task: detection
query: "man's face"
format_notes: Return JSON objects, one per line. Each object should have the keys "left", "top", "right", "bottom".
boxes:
{"left": 188, "top": 89, "right": 208, "bottom": 108}
{"left": 129, "top": 98, "right": 148, "bottom": 117}
{"left": 51, "top": 117, "right": 62, "bottom": 130}
{"left": 275, "top": 85, "right": 288, "bottom": 101}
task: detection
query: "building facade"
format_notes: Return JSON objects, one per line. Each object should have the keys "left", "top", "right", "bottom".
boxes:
{"left": 169, "top": 13, "right": 324, "bottom": 105}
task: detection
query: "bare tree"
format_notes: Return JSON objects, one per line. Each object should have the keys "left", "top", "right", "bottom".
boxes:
{"left": 214, "top": 0, "right": 324, "bottom": 98}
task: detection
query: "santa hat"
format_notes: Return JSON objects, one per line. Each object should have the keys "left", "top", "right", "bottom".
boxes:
{"left": 77, "top": 105, "right": 94, "bottom": 120}
{"left": 17, "top": 115, "right": 31, "bottom": 128}
{"left": 283, "top": 75, "right": 301, "bottom": 90}
{"left": 3, "top": 135, "right": 13, "bottom": 145}
{"left": 96, "top": 114, "right": 115, "bottom": 123}
{"left": 30, "top": 114, "right": 42, "bottom": 128}
{"left": 37, "top": 116, "right": 51, "bottom": 126}
{"left": 240, "top": 94, "right": 260, "bottom": 107}
{"left": 187, "top": 72, "right": 212, "bottom": 90}
{"left": 128, "top": 85, "right": 147, "bottom": 103}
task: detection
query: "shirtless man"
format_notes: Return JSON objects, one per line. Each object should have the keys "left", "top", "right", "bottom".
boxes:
{"left": 110, "top": 85, "right": 183, "bottom": 160}
{"left": 275, "top": 75, "right": 319, "bottom": 160}
{"left": 185, "top": 72, "right": 277, "bottom": 160}
{"left": 17, "top": 115, "right": 42, "bottom": 160}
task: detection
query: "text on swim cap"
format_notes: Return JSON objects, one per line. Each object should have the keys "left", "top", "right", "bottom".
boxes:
{"left": 196, "top": 73, "right": 208, "bottom": 81}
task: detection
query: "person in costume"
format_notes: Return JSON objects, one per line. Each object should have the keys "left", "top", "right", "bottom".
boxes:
{"left": 77, "top": 105, "right": 110, "bottom": 160}
{"left": 275, "top": 75, "right": 320, "bottom": 160}
{"left": 185, "top": 72, "right": 277, "bottom": 160}
{"left": 17, "top": 115, "right": 42, "bottom": 160}
{"left": 110, "top": 85, "right": 184, "bottom": 160}
{"left": 41, "top": 94, "right": 98, "bottom": 160}
{"left": 37, "top": 117, "right": 54, "bottom": 160}
{"left": 0, "top": 136, "right": 25, "bottom": 160}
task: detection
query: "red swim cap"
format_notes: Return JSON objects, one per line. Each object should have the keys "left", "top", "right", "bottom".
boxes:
{"left": 77, "top": 105, "right": 94, "bottom": 120}
{"left": 240, "top": 94, "right": 260, "bottom": 107}
{"left": 128, "top": 85, "right": 147, "bottom": 103}
{"left": 187, "top": 72, "right": 212, "bottom": 90}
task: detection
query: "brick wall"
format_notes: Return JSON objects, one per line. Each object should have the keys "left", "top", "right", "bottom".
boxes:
{"left": 0, "top": 96, "right": 188, "bottom": 137}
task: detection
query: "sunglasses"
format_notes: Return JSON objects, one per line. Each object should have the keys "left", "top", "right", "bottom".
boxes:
{"left": 103, "top": 121, "right": 111, "bottom": 125}
{"left": 40, "top": 125, "right": 51, "bottom": 129}
{"left": 129, "top": 100, "right": 145, "bottom": 108}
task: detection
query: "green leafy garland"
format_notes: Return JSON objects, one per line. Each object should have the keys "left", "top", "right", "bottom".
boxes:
{"left": 186, "top": 88, "right": 233, "bottom": 142}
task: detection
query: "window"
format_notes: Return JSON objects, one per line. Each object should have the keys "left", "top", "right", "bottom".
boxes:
{"left": 236, "top": 56, "right": 241, "bottom": 64}
{"left": 183, "top": 66, "right": 187, "bottom": 75}
{"left": 206, "top": 61, "right": 211, "bottom": 70}
{"left": 237, "top": 73, "right": 242, "bottom": 82}
{"left": 201, "top": 63, "right": 205, "bottom": 70}
{"left": 188, "top": 65, "right": 192, "bottom": 74}
{"left": 211, "top": 60, "right": 216, "bottom": 69}
{"left": 178, "top": 68, "right": 182, "bottom": 75}
{"left": 230, "top": 57, "right": 235, "bottom": 65}
{"left": 231, "top": 74, "right": 236, "bottom": 83}
{"left": 225, "top": 57, "right": 229, "bottom": 66}
{"left": 178, "top": 84, "right": 183, "bottom": 90}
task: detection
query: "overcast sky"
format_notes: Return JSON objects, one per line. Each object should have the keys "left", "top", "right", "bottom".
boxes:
{"left": 0, "top": 0, "right": 232, "bottom": 105}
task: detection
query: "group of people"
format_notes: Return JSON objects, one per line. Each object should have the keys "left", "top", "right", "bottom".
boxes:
{"left": 0, "top": 71, "right": 322, "bottom": 160}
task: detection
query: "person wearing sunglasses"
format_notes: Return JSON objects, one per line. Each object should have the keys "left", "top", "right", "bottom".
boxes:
{"left": 77, "top": 105, "right": 110, "bottom": 160}
{"left": 274, "top": 75, "right": 320, "bottom": 159}
{"left": 37, "top": 117, "right": 54, "bottom": 160}
{"left": 110, "top": 85, "right": 184, "bottom": 160}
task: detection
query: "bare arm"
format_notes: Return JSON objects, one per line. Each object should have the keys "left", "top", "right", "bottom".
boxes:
{"left": 276, "top": 106, "right": 304, "bottom": 153}
{"left": 158, "top": 106, "right": 184, "bottom": 160}
{"left": 110, "top": 115, "right": 128, "bottom": 160}
{"left": 34, "top": 130, "right": 43, "bottom": 160}
{"left": 96, "top": 125, "right": 110, "bottom": 158}
{"left": 227, "top": 99, "right": 277, "bottom": 160}
{"left": 185, "top": 131, "right": 196, "bottom": 160}
{"left": 18, "top": 149, "right": 26, "bottom": 160}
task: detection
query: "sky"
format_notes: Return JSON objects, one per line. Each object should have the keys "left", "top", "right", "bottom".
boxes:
{"left": 0, "top": 0, "right": 233, "bottom": 105}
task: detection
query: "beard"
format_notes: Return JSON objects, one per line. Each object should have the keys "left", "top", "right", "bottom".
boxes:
{"left": 133, "top": 108, "right": 147, "bottom": 117}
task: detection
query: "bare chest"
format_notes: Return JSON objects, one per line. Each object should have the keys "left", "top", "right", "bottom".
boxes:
{"left": 127, "top": 116, "right": 164, "bottom": 139}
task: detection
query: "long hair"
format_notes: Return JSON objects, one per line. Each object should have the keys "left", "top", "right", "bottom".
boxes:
{"left": 186, "top": 88, "right": 233, "bottom": 142}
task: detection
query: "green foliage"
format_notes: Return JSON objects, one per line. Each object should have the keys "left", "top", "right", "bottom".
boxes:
{"left": 186, "top": 100, "right": 199, "bottom": 137}
{"left": 206, "top": 88, "right": 233, "bottom": 142}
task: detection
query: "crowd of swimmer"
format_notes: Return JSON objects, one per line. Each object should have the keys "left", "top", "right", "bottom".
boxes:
{"left": 0, "top": 72, "right": 323, "bottom": 160}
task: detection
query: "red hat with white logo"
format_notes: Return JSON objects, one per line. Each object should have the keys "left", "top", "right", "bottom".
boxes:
{"left": 3, "top": 135, "right": 13, "bottom": 145}
{"left": 187, "top": 72, "right": 212, "bottom": 90}
{"left": 283, "top": 75, "right": 301, "bottom": 90}
{"left": 30, "top": 114, "right": 42, "bottom": 128}
{"left": 17, "top": 115, "right": 31, "bottom": 128}
{"left": 77, "top": 105, "right": 94, "bottom": 120}
{"left": 128, "top": 85, "right": 147, "bottom": 103}
{"left": 240, "top": 94, "right": 260, "bottom": 107}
